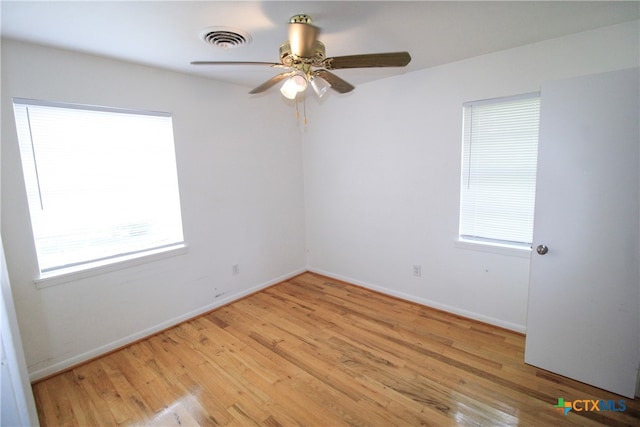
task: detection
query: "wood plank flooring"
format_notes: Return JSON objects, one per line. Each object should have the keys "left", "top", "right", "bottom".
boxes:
{"left": 33, "top": 272, "right": 640, "bottom": 426}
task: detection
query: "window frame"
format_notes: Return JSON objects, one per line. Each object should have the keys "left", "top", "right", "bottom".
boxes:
{"left": 12, "top": 98, "right": 187, "bottom": 287}
{"left": 457, "top": 92, "right": 541, "bottom": 255}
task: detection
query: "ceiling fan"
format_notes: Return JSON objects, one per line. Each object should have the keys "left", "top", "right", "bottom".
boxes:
{"left": 191, "top": 14, "right": 411, "bottom": 99}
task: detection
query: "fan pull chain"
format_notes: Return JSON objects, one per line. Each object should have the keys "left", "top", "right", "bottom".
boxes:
{"left": 295, "top": 97, "right": 300, "bottom": 121}
{"left": 303, "top": 94, "right": 308, "bottom": 125}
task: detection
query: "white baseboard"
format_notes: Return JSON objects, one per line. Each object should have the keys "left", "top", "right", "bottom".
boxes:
{"left": 29, "top": 268, "right": 307, "bottom": 382}
{"left": 307, "top": 267, "right": 527, "bottom": 334}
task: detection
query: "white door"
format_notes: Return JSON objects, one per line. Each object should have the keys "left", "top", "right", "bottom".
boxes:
{"left": 524, "top": 68, "right": 640, "bottom": 398}
{"left": 1, "top": 238, "right": 40, "bottom": 426}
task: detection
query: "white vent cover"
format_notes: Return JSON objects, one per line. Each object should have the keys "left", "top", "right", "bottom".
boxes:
{"left": 200, "top": 27, "right": 251, "bottom": 49}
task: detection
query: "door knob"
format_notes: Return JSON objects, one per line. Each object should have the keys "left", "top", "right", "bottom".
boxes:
{"left": 536, "top": 244, "right": 548, "bottom": 255}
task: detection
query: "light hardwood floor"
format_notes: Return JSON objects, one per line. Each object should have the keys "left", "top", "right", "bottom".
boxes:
{"left": 33, "top": 272, "right": 639, "bottom": 426}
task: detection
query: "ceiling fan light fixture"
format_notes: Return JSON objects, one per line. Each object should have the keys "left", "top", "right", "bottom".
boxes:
{"left": 280, "top": 73, "right": 308, "bottom": 99}
{"left": 310, "top": 75, "right": 331, "bottom": 98}
{"left": 291, "top": 74, "right": 308, "bottom": 91}
{"left": 280, "top": 80, "right": 298, "bottom": 99}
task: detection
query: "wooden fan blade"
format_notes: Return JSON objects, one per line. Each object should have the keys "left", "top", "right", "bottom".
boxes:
{"left": 323, "top": 52, "right": 411, "bottom": 69}
{"left": 288, "top": 23, "right": 320, "bottom": 57}
{"left": 315, "top": 70, "right": 355, "bottom": 94}
{"left": 191, "top": 61, "right": 286, "bottom": 68}
{"left": 249, "top": 72, "right": 293, "bottom": 94}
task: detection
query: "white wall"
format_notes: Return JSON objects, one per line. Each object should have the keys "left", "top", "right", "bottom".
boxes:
{"left": 1, "top": 40, "right": 307, "bottom": 380}
{"left": 303, "top": 20, "right": 640, "bottom": 332}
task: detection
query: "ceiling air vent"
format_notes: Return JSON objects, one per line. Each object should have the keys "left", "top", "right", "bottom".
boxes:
{"left": 200, "top": 27, "right": 251, "bottom": 49}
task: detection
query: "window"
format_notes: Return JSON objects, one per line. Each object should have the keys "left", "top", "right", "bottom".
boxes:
{"left": 13, "top": 98, "right": 185, "bottom": 279}
{"left": 459, "top": 93, "right": 540, "bottom": 248}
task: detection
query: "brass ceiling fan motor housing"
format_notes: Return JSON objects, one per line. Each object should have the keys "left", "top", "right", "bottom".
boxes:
{"left": 279, "top": 41, "right": 326, "bottom": 69}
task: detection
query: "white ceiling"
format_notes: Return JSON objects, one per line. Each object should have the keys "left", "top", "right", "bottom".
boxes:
{"left": 2, "top": 1, "right": 639, "bottom": 93}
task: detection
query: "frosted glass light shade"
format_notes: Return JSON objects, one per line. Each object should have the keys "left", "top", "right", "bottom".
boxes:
{"left": 310, "top": 76, "right": 331, "bottom": 98}
{"left": 280, "top": 74, "right": 308, "bottom": 99}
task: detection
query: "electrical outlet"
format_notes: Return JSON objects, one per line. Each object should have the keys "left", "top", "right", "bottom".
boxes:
{"left": 413, "top": 265, "right": 422, "bottom": 277}
{"left": 232, "top": 264, "right": 240, "bottom": 275}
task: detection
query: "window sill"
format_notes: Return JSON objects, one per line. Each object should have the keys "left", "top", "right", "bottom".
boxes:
{"left": 455, "top": 239, "right": 531, "bottom": 258}
{"left": 34, "top": 243, "right": 188, "bottom": 289}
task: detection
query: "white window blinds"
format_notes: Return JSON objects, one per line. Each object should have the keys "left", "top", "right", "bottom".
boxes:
{"left": 459, "top": 93, "right": 540, "bottom": 247}
{"left": 13, "top": 98, "right": 184, "bottom": 275}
